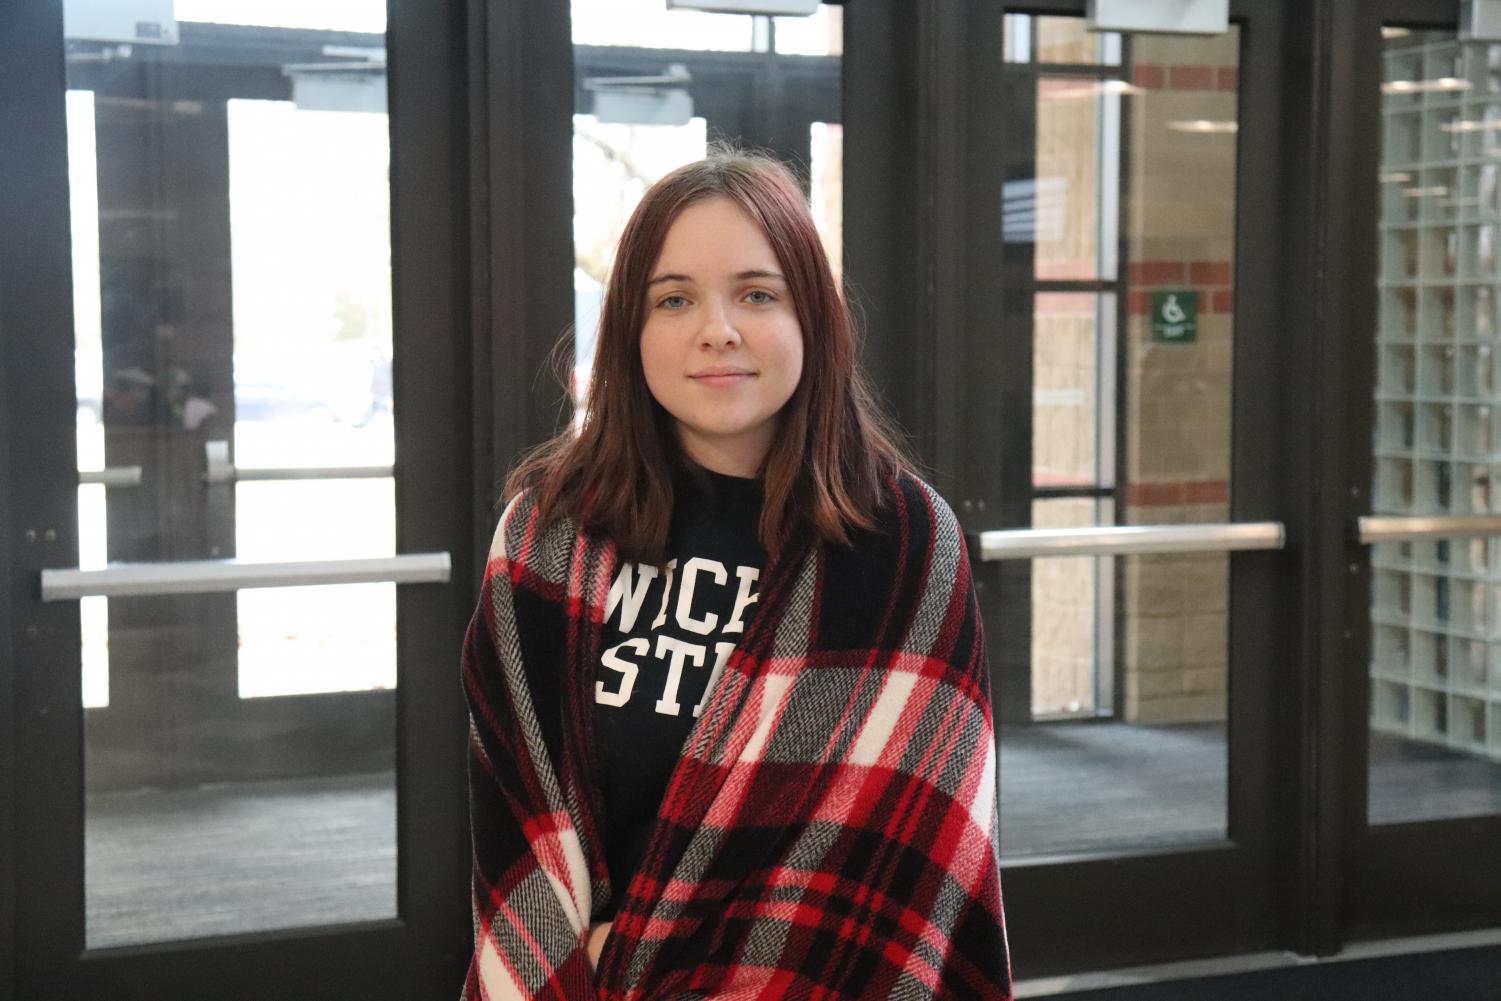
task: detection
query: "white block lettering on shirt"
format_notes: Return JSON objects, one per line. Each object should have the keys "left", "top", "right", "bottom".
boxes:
{"left": 675, "top": 557, "right": 728, "bottom": 635}
{"left": 723, "top": 566, "right": 760, "bottom": 634}
{"left": 595, "top": 637, "right": 647, "bottom": 707}
{"left": 606, "top": 562, "right": 659, "bottom": 633}
{"left": 653, "top": 634, "right": 706, "bottom": 716}
{"left": 649, "top": 558, "right": 679, "bottom": 630}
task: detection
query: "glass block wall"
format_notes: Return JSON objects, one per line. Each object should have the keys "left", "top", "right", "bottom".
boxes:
{"left": 1374, "top": 33, "right": 1501, "bottom": 761}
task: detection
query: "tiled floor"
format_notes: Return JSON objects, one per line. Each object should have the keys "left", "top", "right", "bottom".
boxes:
{"left": 85, "top": 770, "right": 397, "bottom": 949}
{"left": 81, "top": 724, "right": 1501, "bottom": 947}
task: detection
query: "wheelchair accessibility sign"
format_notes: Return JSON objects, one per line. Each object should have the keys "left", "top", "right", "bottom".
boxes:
{"left": 1151, "top": 290, "right": 1197, "bottom": 343}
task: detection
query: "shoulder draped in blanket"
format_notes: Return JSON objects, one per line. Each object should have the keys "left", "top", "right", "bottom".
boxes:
{"left": 460, "top": 469, "right": 1012, "bottom": 1000}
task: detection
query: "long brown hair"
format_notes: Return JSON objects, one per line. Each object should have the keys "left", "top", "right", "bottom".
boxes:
{"left": 503, "top": 146, "right": 921, "bottom": 568}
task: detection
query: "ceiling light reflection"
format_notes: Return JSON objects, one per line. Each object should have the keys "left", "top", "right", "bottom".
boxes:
{"left": 1166, "top": 119, "right": 1238, "bottom": 134}
{"left": 1382, "top": 77, "right": 1470, "bottom": 94}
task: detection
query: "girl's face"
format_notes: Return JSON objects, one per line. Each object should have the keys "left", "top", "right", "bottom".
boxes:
{"left": 639, "top": 196, "right": 804, "bottom": 478}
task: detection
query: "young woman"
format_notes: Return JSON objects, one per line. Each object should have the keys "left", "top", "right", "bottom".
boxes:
{"left": 461, "top": 149, "right": 1011, "bottom": 1000}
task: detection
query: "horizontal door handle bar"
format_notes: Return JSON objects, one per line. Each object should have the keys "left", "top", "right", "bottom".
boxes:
{"left": 39, "top": 552, "right": 450, "bottom": 602}
{"left": 78, "top": 466, "right": 142, "bottom": 487}
{"left": 203, "top": 441, "right": 392, "bottom": 484}
{"left": 974, "top": 522, "right": 1285, "bottom": 561}
{"left": 1357, "top": 514, "right": 1501, "bottom": 544}
{"left": 77, "top": 465, "right": 394, "bottom": 486}
{"left": 231, "top": 465, "right": 394, "bottom": 482}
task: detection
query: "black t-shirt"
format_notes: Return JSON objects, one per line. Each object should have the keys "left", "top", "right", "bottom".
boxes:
{"left": 594, "top": 466, "right": 766, "bottom": 918}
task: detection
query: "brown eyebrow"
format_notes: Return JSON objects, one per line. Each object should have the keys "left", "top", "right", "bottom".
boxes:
{"left": 646, "top": 269, "right": 786, "bottom": 287}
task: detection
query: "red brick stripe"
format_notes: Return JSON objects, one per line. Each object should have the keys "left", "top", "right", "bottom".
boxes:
{"left": 1120, "top": 258, "right": 1235, "bottom": 316}
{"left": 1130, "top": 259, "right": 1233, "bottom": 286}
{"left": 1125, "top": 480, "right": 1230, "bottom": 506}
{"left": 1132, "top": 63, "right": 1239, "bottom": 93}
{"left": 1126, "top": 290, "right": 1233, "bottom": 316}
{"left": 1168, "top": 64, "right": 1215, "bottom": 90}
{"left": 1132, "top": 64, "right": 1165, "bottom": 89}
{"left": 1189, "top": 260, "right": 1232, "bottom": 285}
{"left": 1130, "top": 260, "right": 1187, "bottom": 284}
{"left": 1029, "top": 259, "right": 1234, "bottom": 314}
{"left": 1185, "top": 480, "right": 1229, "bottom": 504}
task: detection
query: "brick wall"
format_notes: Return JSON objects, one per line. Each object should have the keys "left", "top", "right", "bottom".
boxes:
{"left": 1119, "top": 31, "right": 1238, "bottom": 723}
{"left": 1029, "top": 27, "right": 1239, "bottom": 723}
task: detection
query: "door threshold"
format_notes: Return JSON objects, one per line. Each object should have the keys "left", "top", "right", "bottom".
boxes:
{"left": 1014, "top": 927, "right": 1501, "bottom": 997}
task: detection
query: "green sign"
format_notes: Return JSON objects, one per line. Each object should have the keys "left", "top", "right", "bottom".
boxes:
{"left": 1151, "top": 290, "right": 1198, "bottom": 343}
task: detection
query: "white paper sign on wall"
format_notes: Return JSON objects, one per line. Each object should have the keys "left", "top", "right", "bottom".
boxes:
{"left": 1461, "top": 0, "right": 1501, "bottom": 41}
{"left": 1086, "top": 0, "right": 1229, "bottom": 36}
{"left": 668, "top": 0, "right": 820, "bottom": 16}
{"left": 64, "top": 0, "right": 179, "bottom": 45}
{"left": 593, "top": 89, "right": 695, "bottom": 127}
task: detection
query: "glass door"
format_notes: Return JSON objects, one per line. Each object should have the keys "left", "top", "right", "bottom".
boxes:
{"left": 1350, "top": 11, "right": 1501, "bottom": 940}
{"left": 967, "top": 6, "right": 1285, "bottom": 974}
{"left": 997, "top": 11, "right": 1245, "bottom": 854}
{"left": 5, "top": 1, "right": 470, "bottom": 995}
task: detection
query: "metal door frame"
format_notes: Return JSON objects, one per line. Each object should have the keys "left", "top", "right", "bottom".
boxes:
{"left": 1, "top": 228, "right": 19, "bottom": 1001}
{"left": 1344, "top": 0, "right": 1501, "bottom": 944}
{"left": 0, "top": 0, "right": 576, "bottom": 994}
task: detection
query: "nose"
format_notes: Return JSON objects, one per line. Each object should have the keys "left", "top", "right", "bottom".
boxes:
{"left": 697, "top": 299, "right": 742, "bottom": 349}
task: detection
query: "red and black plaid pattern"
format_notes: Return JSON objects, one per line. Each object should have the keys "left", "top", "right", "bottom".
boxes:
{"left": 461, "top": 470, "right": 1011, "bottom": 1000}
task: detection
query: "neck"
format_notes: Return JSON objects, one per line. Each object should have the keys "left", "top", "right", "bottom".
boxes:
{"left": 677, "top": 434, "right": 769, "bottom": 479}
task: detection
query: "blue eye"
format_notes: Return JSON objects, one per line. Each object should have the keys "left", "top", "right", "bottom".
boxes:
{"left": 659, "top": 294, "right": 688, "bottom": 309}
{"left": 747, "top": 290, "right": 775, "bottom": 304}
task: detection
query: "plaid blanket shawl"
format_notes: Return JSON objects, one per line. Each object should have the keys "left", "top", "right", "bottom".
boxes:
{"left": 461, "top": 470, "right": 1011, "bottom": 1000}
